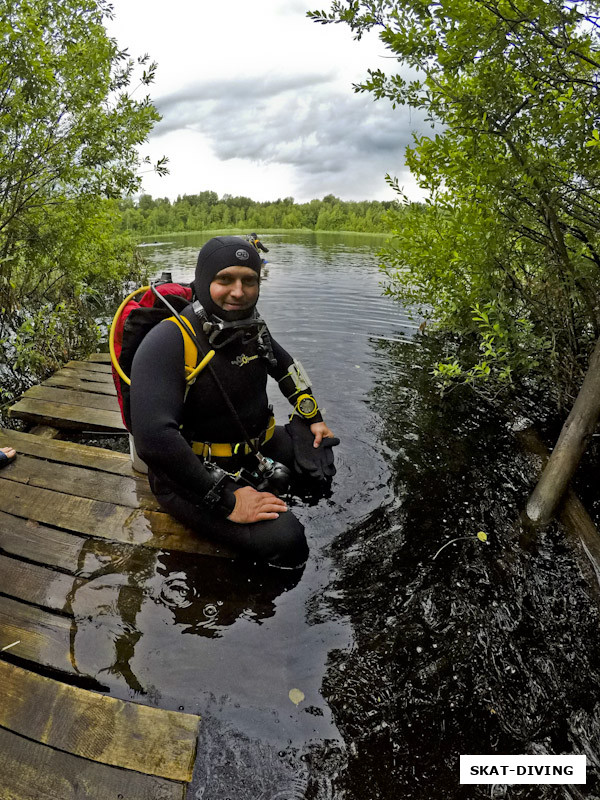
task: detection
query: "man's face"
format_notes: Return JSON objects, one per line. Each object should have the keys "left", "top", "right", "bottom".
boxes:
{"left": 209, "top": 266, "right": 259, "bottom": 312}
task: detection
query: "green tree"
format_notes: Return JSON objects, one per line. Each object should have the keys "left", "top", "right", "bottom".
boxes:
{"left": 310, "top": 0, "right": 600, "bottom": 406}
{"left": 0, "top": 0, "right": 163, "bottom": 390}
{"left": 119, "top": 191, "right": 398, "bottom": 235}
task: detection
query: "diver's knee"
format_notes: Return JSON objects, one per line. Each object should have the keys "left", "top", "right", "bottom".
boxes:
{"left": 266, "top": 512, "right": 308, "bottom": 570}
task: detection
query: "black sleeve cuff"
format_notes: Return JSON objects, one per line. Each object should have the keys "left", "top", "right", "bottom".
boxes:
{"left": 220, "top": 487, "right": 237, "bottom": 517}
{"left": 202, "top": 475, "right": 238, "bottom": 517}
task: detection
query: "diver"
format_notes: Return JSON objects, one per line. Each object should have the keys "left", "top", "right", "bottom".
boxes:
{"left": 246, "top": 233, "right": 269, "bottom": 254}
{"left": 130, "top": 236, "right": 338, "bottom": 569}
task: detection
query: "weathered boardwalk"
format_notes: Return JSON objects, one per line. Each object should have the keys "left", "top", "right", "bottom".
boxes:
{"left": 0, "top": 354, "right": 235, "bottom": 799}
{"left": 8, "top": 353, "right": 125, "bottom": 433}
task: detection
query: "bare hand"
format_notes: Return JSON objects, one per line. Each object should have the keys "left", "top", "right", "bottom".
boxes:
{"left": 228, "top": 485, "right": 288, "bottom": 524}
{"left": 310, "top": 421, "right": 336, "bottom": 448}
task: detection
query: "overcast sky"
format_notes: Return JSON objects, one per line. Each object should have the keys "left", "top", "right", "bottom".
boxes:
{"left": 106, "top": 0, "right": 430, "bottom": 203}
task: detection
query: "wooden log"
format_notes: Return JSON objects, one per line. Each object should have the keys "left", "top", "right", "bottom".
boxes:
{"left": 2, "top": 453, "right": 160, "bottom": 510}
{"left": 0, "top": 428, "right": 133, "bottom": 476}
{"left": 0, "top": 660, "right": 199, "bottom": 781}
{"left": 561, "top": 488, "right": 600, "bottom": 589}
{"left": 8, "top": 396, "right": 125, "bottom": 432}
{"left": 519, "top": 427, "right": 600, "bottom": 594}
{"left": 526, "top": 336, "right": 600, "bottom": 525}
{"left": 0, "top": 727, "right": 186, "bottom": 800}
{"left": 0, "top": 479, "right": 233, "bottom": 557}
{"left": 43, "top": 372, "right": 117, "bottom": 396}
{"left": 0, "top": 594, "right": 73, "bottom": 674}
{"left": 25, "top": 384, "right": 121, "bottom": 413}
{"left": 0, "top": 553, "right": 73, "bottom": 613}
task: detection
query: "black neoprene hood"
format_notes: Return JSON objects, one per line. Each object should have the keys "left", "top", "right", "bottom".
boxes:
{"left": 193, "top": 236, "right": 262, "bottom": 321}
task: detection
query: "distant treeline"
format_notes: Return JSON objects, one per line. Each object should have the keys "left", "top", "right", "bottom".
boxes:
{"left": 119, "top": 192, "right": 399, "bottom": 234}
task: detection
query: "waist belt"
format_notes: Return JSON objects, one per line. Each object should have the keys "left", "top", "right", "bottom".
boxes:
{"left": 191, "top": 416, "right": 276, "bottom": 458}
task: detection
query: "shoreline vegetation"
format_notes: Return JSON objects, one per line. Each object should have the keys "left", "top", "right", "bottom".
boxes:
{"left": 135, "top": 227, "right": 389, "bottom": 241}
{"left": 119, "top": 192, "right": 406, "bottom": 236}
{"left": 0, "top": 0, "right": 162, "bottom": 423}
{"left": 140, "top": 226, "right": 390, "bottom": 234}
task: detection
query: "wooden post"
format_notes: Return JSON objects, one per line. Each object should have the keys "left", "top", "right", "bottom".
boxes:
{"left": 526, "top": 336, "right": 600, "bottom": 526}
{"left": 519, "top": 427, "right": 600, "bottom": 600}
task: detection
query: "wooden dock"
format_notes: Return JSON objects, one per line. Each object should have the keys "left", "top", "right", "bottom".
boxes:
{"left": 0, "top": 354, "right": 235, "bottom": 799}
{"left": 8, "top": 353, "right": 125, "bottom": 433}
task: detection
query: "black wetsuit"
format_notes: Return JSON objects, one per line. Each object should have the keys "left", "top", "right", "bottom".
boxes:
{"left": 130, "top": 303, "right": 319, "bottom": 568}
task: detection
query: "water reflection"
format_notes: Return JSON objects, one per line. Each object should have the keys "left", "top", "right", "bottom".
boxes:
{"left": 69, "top": 541, "right": 302, "bottom": 701}
{"left": 151, "top": 555, "right": 302, "bottom": 637}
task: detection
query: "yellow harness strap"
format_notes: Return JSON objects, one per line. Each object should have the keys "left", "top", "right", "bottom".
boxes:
{"left": 166, "top": 316, "right": 215, "bottom": 383}
{"left": 191, "top": 415, "right": 276, "bottom": 458}
{"left": 166, "top": 316, "right": 197, "bottom": 376}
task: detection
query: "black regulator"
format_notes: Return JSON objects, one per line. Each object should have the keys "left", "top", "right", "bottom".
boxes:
{"left": 203, "top": 454, "right": 291, "bottom": 514}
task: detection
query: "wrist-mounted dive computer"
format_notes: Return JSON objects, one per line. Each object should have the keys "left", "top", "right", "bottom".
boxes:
{"left": 294, "top": 393, "right": 319, "bottom": 419}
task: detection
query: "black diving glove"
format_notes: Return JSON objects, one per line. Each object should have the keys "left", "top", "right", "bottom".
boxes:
{"left": 285, "top": 415, "right": 340, "bottom": 481}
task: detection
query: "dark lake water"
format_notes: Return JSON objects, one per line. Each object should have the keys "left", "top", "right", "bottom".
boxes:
{"left": 86, "top": 232, "right": 600, "bottom": 799}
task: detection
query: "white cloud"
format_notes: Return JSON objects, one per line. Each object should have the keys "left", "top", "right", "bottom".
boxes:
{"left": 107, "top": 0, "right": 427, "bottom": 203}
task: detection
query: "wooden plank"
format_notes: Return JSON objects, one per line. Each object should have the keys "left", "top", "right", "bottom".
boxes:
{"left": 0, "top": 554, "right": 73, "bottom": 613}
{"left": 60, "top": 365, "right": 116, "bottom": 384}
{"left": 44, "top": 372, "right": 117, "bottom": 396}
{"left": 0, "top": 428, "right": 132, "bottom": 476}
{"left": 65, "top": 359, "right": 113, "bottom": 375}
{"left": 25, "top": 384, "right": 121, "bottom": 413}
{"left": 0, "top": 660, "right": 199, "bottom": 781}
{"left": 0, "top": 480, "right": 233, "bottom": 557}
{"left": 0, "top": 511, "right": 172, "bottom": 577}
{"left": 0, "top": 595, "right": 73, "bottom": 674}
{"left": 0, "top": 727, "right": 186, "bottom": 800}
{"left": 0, "top": 479, "right": 165, "bottom": 543}
{"left": 2, "top": 453, "right": 160, "bottom": 510}
{"left": 48, "top": 366, "right": 116, "bottom": 388}
{"left": 0, "top": 511, "right": 88, "bottom": 573}
{"left": 0, "top": 540, "right": 165, "bottom": 614}
{"left": 87, "top": 352, "right": 112, "bottom": 363}
{"left": 8, "top": 396, "right": 125, "bottom": 432}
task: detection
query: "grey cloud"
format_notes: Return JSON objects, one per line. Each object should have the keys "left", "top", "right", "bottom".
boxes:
{"left": 151, "top": 74, "right": 431, "bottom": 200}
{"left": 155, "top": 72, "right": 335, "bottom": 116}
{"left": 215, "top": 91, "right": 427, "bottom": 168}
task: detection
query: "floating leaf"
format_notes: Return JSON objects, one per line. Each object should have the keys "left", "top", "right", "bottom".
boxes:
{"left": 477, "top": 531, "right": 488, "bottom": 542}
{"left": 289, "top": 688, "right": 305, "bottom": 706}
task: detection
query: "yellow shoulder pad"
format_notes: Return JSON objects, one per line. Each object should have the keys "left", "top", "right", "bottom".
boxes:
{"left": 166, "top": 316, "right": 198, "bottom": 375}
